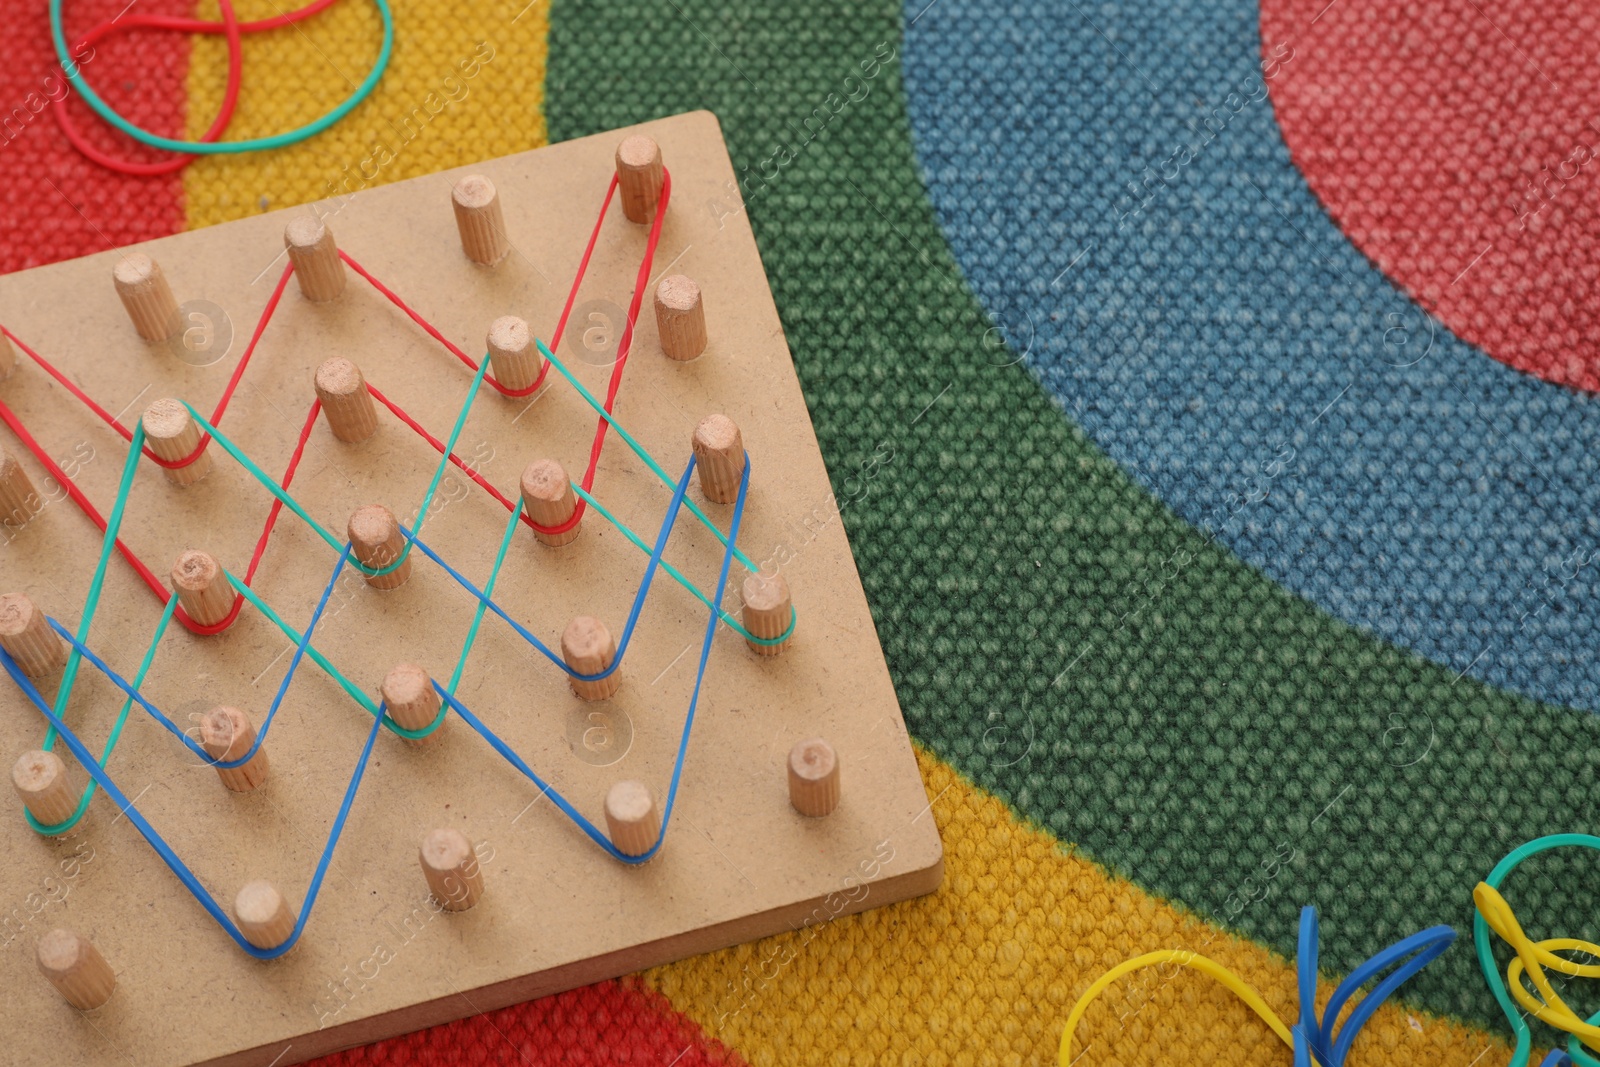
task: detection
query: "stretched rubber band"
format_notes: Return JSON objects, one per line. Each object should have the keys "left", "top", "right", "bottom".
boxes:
{"left": 525, "top": 172, "right": 664, "bottom": 536}
{"left": 399, "top": 448, "right": 701, "bottom": 683}
{"left": 50, "top": 0, "right": 393, "bottom": 154}
{"left": 0, "top": 644, "right": 383, "bottom": 959}
{"left": 178, "top": 351, "right": 488, "bottom": 579}
{"left": 24, "top": 595, "right": 177, "bottom": 835}
{"left": 0, "top": 451, "right": 749, "bottom": 952}
{"left": 535, "top": 336, "right": 759, "bottom": 572}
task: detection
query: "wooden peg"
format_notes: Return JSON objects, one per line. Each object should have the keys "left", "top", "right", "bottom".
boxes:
{"left": 452, "top": 175, "right": 510, "bottom": 266}
{"left": 142, "top": 397, "right": 212, "bottom": 486}
{"left": 284, "top": 216, "right": 346, "bottom": 302}
{"left": 654, "top": 275, "right": 706, "bottom": 361}
{"left": 170, "top": 550, "right": 234, "bottom": 628}
{"left": 0, "top": 330, "right": 15, "bottom": 380}
{"left": 605, "top": 780, "right": 658, "bottom": 858}
{"left": 381, "top": 663, "right": 446, "bottom": 745}
{"left": 0, "top": 592, "right": 68, "bottom": 678}
{"left": 233, "top": 880, "right": 295, "bottom": 950}
{"left": 562, "top": 616, "right": 619, "bottom": 701}
{"left": 36, "top": 929, "right": 115, "bottom": 1010}
{"left": 0, "top": 450, "right": 41, "bottom": 527}
{"left": 741, "top": 572, "right": 793, "bottom": 655}
{"left": 419, "top": 828, "right": 483, "bottom": 910}
{"left": 788, "top": 738, "right": 840, "bottom": 817}
{"left": 487, "top": 315, "right": 542, "bottom": 394}
{"left": 348, "top": 505, "right": 411, "bottom": 590}
{"left": 113, "top": 253, "right": 179, "bottom": 341}
{"left": 200, "top": 706, "right": 269, "bottom": 792}
{"left": 615, "top": 135, "right": 664, "bottom": 224}
{"left": 692, "top": 414, "right": 744, "bottom": 504}
{"left": 11, "top": 750, "right": 77, "bottom": 827}
{"left": 520, "top": 459, "right": 580, "bottom": 547}
{"left": 314, "top": 357, "right": 379, "bottom": 443}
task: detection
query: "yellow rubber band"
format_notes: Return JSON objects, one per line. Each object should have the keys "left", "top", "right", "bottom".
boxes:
{"left": 1058, "top": 949, "right": 1294, "bottom": 1066}
{"left": 1475, "top": 881, "right": 1600, "bottom": 1053}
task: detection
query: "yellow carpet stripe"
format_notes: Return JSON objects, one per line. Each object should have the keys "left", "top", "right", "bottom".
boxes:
{"left": 642, "top": 747, "right": 1518, "bottom": 1066}
{"left": 182, "top": 0, "right": 548, "bottom": 229}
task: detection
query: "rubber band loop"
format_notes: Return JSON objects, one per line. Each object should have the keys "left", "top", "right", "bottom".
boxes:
{"left": 1059, "top": 906, "right": 1455, "bottom": 1067}
{"left": 50, "top": 0, "right": 393, "bottom": 155}
{"left": 1475, "top": 835, "right": 1600, "bottom": 1067}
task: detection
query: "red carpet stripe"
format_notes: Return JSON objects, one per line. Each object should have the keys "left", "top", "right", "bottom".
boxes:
{"left": 1262, "top": 0, "right": 1600, "bottom": 390}
{"left": 0, "top": 0, "right": 190, "bottom": 272}
{"left": 309, "top": 978, "right": 748, "bottom": 1066}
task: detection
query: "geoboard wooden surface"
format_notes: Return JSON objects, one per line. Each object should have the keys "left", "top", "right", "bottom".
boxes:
{"left": 0, "top": 111, "right": 941, "bottom": 1066}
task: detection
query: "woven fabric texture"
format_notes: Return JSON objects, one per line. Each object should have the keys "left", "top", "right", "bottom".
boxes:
{"left": 0, "top": 0, "right": 189, "bottom": 271}
{"left": 184, "top": 0, "right": 549, "bottom": 226}
{"left": 0, "top": 0, "right": 1582, "bottom": 1063}
{"left": 548, "top": 0, "right": 1592, "bottom": 1052}
{"left": 903, "top": 0, "right": 1600, "bottom": 716}
{"left": 1263, "top": 0, "right": 1600, "bottom": 392}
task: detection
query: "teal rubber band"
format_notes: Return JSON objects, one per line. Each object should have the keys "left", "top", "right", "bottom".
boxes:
{"left": 572, "top": 482, "right": 795, "bottom": 644}
{"left": 535, "top": 338, "right": 759, "bottom": 573}
{"left": 447, "top": 501, "right": 522, "bottom": 696}
{"left": 225, "top": 572, "right": 444, "bottom": 741}
{"left": 26, "top": 594, "right": 178, "bottom": 835}
{"left": 49, "top": 0, "right": 394, "bottom": 155}
{"left": 23, "top": 306, "right": 794, "bottom": 835}
{"left": 40, "top": 422, "right": 148, "bottom": 755}
{"left": 225, "top": 572, "right": 376, "bottom": 712}
{"left": 1475, "top": 833, "right": 1600, "bottom": 1067}
{"left": 225, "top": 570, "right": 434, "bottom": 738}
{"left": 185, "top": 355, "right": 489, "bottom": 579}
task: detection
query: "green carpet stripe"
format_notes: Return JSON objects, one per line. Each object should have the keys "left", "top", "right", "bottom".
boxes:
{"left": 546, "top": 0, "right": 1600, "bottom": 1036}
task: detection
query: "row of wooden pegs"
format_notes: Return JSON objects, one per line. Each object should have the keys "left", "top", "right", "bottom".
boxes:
{"left": 27, "top": 731, "right": 836, "bottom": 1012}
{"left": 23, "top": 822, "right": 489, "bottom": 1011}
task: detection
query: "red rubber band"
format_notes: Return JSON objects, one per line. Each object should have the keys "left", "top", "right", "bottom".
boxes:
{"left": 51, "top": 0, "right": 342, "bottom": 175}
{"left": 0, "top": 171, "right": 663, "bottom": 632}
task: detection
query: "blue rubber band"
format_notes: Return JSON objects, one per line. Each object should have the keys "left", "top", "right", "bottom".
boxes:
{"left": 433, "top": 452, "right": 751, "bottom": 863}
{"left": 2, "top": 450, "right": 750, "bottom": 947}
{"left": 0, "top": 644, "right": 382, "bottom": 959}
{"left": 1319, "top": 924, "right": 1455, "bottom": 1066}
{"left": 49, "top": 0, "right": 394, "bottom": 155}
{"left": 43, "top": 545, "right": 351, "bottom": 771}
{"left": 1286, "top": 905, "right": 1455, "bottom": 1067}
{"left": 398, "top": 449, "right": 704, "bottom": 684}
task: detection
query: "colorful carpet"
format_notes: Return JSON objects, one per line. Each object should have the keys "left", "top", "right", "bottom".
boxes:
{"left": 2, "top": 0, "right": 1596, "bottom": 1062}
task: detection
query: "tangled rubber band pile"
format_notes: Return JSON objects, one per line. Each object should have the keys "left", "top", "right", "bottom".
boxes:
{"left": 1059, "top": 907, "right": 1456, "bottom": 1067}
{"left": 1065, "top": 833, "right": 1600, "bottom": 1065}
{"left": 49, "top": 0, "right": 392, "bottom": 173}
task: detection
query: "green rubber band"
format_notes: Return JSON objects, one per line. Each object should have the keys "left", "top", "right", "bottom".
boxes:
{"left": 535, "top": 339, "right": 759, "bottom": 573}
{"left": 49, "top": 0, "right": 394, "bottom": 155}
{"left": 26, "top": 595, "right": 178, "bottom": 835}
{"left": 572, "top": 482, "right": 795, "bottom": 644}
{"left": 24, "top": 319, "right": 795, "bottom": 836}
{"left": 185, "top": 359, "right": 487, "bottom": 579}
{"left": 41, "top": 423, "right": 148, "bottom": 752}
{"left": 446, "top": 497, "right": 524, "bottom": 698}
{"left": 226, "top": 571, "right": 438, "bottom": 739}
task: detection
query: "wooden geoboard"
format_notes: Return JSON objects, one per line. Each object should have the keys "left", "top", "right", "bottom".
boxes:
{"left": 0, "top": 111, "right": 942, "bottom": 1066}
